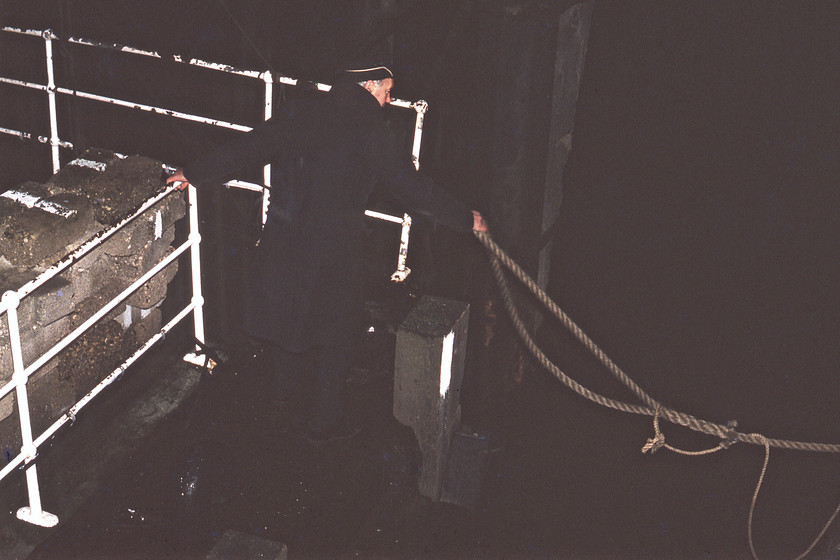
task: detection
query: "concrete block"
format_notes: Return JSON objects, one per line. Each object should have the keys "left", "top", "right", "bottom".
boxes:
{"left": 22, "top": 276, "right": 75, "bottom": 328}
{"left": 138, "top": 227, "right": 178, "bottom": 274}
{"left": 18, "top": 314, "right": 73, "bottom": 372}
{"left": 0, "top": 313, "right": 71, "bottom": 408}
{"left": 101, "top": 217, "right": 154, "bottom": 258}
{"left": 45, "top": 148, "right": 115, "bottom": 192}
{"left": 0, "top": 265, "right": 38, "bottom": 298}
{"left": 0, "top": 182, "right": 97, "bottom": 268}
{"left": 122, "top": 306, "right": 162, "bottom": 340}
{"left": 0, "top": 149, "right": 185, "bottom": 454}
{"left": 144, "top": 194, "right": 186, "bottom": 234}
{"left": 0, "top": 384, "right": 13, "bottom": 424}
{"left": 63, "top": 252, "right": 110, "bottom": 299}
{"left": 441, "top": 429, "right": 493, "bottom": 509}
{"left": 204, "top": 529, "right": 288, "bottom": 560}
{"left": 85, "top": 155, "right": 165, "bottom": 226}
{"left": 126, "top": 258, "right": 179, "bottom": 309}
{"left": 0, "top": 337, "right": 9, "bottom": 379}
{"left": 25, "top": 319, "right": 138, "bottom": 435}
{"left": 394, "top": 295, "right": 470, "bottom": 501}
{"left": 102, "top": 204, "right": 180, "bottom": 261}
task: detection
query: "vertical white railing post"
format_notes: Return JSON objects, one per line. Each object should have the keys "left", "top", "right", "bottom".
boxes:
{"left": 43, "top": 30, "right": 61, "bottom": 174}
{"left": 261, "top": 71, "right": 273, "bottom": 225}
{"left": 185, "top": 185, "right": 207, "bottom": 358}
{"left": 410, "top": 100, "right": 428, "bottom": 172}
{"left": 2, "top": 291, "right": 59, "bottom": 527}
{"left": 389, "top": 100, "right": 428, "bottom": 282}
{"left": 390, "top": 214, "right": 413, "bottom": 282}
{"left": 179, "top": 182, "right": 212, "bottom": 368}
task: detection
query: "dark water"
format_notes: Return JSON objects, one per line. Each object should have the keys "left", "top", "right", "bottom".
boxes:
{"left": 4, "top": 2, "right": 840, "bottom": 558}
{"left": 545, "top": 4, "right": 840, "bottom": 559}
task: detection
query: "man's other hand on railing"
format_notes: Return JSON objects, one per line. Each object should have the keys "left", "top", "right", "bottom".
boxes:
{"left": 166, "top": 169, "right": 190, "bottom": 191}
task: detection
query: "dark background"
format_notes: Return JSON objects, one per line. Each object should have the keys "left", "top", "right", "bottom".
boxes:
{"left": 3, "top": 1, "right": 840, "bottom": 557}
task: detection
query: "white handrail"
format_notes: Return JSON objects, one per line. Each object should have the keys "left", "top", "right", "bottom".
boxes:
{"left": 0, "top": 185, "right": 201, "bottom": 527}
{"left": 1, "top": 25, "right": 424, "bottom": 279}
{"left": 0, "top": 26, "right": 430, "bottom": 526}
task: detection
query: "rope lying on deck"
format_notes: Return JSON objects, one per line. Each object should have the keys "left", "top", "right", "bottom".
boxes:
{"left": 474, "top": 230, "right": 840, "bottom": 454}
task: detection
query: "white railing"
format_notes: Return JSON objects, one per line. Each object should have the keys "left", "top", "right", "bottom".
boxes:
{"left": 0, "top": 26, "right": 426, "bottom": 281}
{"left": 0, "top": 181, "right": 204, "bottom": 527}
{"left": 0, "top": 26, "right": 428, "bottom": 527}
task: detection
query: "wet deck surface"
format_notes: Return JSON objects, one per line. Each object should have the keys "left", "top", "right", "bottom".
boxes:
{"left": 4, "top": 306, "right": 840, "bottom": 560}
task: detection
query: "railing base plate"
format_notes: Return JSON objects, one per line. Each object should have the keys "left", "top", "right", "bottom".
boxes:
{"left": 390, "top": 267, "right": 411, "bottom": 283}
{"left": 183, "top": 352, "right": 217, "bottom": 371}
{"left": 17, "top": 506, "right": 59, "bottom": 527}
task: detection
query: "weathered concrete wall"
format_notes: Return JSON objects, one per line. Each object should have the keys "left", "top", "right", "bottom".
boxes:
{"left": 0, "top": 148, "right": 185, "bottom": 442}
{"left": 476, "top": 1, "right": 594, "bottom": 397}
{"left": 538, "top": 1, "right": 594, "bottom": 291}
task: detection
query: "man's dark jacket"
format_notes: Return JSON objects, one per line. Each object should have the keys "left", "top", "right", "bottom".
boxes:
{"left": 184, "top": 77, "right": 473, "bottom": 352}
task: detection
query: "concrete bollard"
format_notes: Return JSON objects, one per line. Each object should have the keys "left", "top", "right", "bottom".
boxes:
{"left": 204, "top": 530, "right": 287, "bottom": 560}
{"left": 393, "top": 295, "right": 469, "bottom": 501}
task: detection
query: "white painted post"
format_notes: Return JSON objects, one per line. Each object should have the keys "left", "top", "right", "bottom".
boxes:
{"left": 410, "top": 100, "right": 428, "bottom": 172}
{"left": 2, "top": 291, "right": 59, "bottom": 527}
{"left": 43, "top": 30, "right": 61, "bottom": 174}
{"left": 389, "top": 100, "right": 428, "bottom": 282}
{"left": 182, "top": 185, "right": 210, "bottom": 369}
{"left": 261, "top": 71, "right": 273, "bottom": 226}
{"left": 390, "top": 213, "right": 412, "bottom": 282}
{"left": 188, "top": 183, "right": 206, "bottom": 346}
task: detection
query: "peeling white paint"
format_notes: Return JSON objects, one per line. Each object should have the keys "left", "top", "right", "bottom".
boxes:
{"left": 188, "top": 58, "right": 263, "bottom": 79}
{"left": 69, "top": 36, "right": 162, "bottom": 59}
{"left": 1, "top": 26, "right": 48, "bottom": 38}
{"left": 0, "top": 75, "right": 49, "bottom": 92}
{"left": 69, "top": 158, "right": 107, "bottom": 172}
{"left": 119, "top": 305, "right": 133, "bottom": 330}
{"left": 1, "top": 190, "right": 76, "bottom": 218}
{"left": 44, "top": 31, "right": 61, "bottom": 173}
{"left": 440, "top": 330, "right": 455, "bottom": 398}
{"left": 0, "top": 125, "right": 52, "bottom": 145}
{"left": 3, "top": 191, "right": 40, "bottom": 207}
{"left": 154, "top": 210, "right": 163, "bottom": 240}
{"left": 53, "top": 86, "right": 253, "bottom": 132}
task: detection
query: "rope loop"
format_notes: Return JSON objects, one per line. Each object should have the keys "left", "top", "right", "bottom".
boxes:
{"left": 473, "top": 229, "right": 840, "bottom": 454}
{"left": 472, "top": 229, "right": 840, "bottom": 559}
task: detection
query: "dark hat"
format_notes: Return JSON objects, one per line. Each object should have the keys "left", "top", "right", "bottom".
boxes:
{"left": 343, "top": 65, "right": 394, "bottom": 82}
{"left": 342, "top": 39, "right": 393, "bottom": 81}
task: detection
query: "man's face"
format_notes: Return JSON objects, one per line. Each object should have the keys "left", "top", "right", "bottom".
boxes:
{"left": 367, "top": 78, "right": 393, "bottom": 106}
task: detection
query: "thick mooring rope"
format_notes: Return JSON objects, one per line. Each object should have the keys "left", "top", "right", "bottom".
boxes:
{"left": 474, "top": 230, "right": 840, "bottom": 559}
{"left": 474, "top": 230, "right": 840, "bottom": 454}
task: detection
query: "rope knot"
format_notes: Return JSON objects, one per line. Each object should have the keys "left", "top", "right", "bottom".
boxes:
{"left": 642, "top": 433, "right": 665, "bottom": 454}
{"left": 642, "top": 405, "right": 666, "bottom": 454}
{"left": 720, "top": 420, "right": 740, "bottom": 449}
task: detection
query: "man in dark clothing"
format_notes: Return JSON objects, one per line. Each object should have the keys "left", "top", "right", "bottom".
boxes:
{"left": 167, "top": 65, "right": 486, "bottom": 443}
